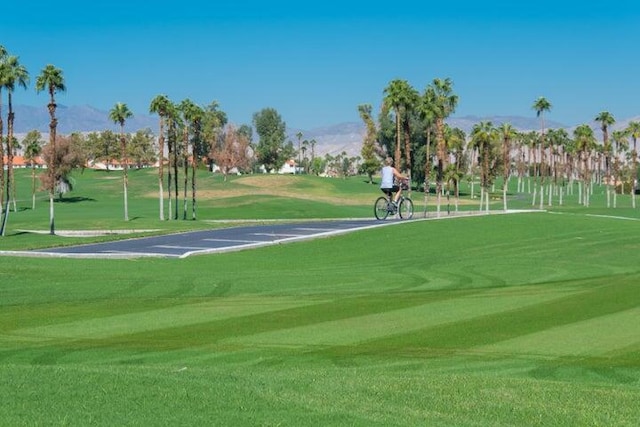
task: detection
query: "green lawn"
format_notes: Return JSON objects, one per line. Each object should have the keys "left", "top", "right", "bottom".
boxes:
{"left": 1, "top": 169, "right": 639, "bottom": 425}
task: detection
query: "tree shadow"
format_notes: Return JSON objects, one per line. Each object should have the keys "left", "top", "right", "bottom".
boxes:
{"left": 56, "top": 197, "right": 97, "bottom": 204}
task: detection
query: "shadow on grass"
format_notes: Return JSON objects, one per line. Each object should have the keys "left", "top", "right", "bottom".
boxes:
{"left": 56, "top": 197, "right": 97, "bottom": 204}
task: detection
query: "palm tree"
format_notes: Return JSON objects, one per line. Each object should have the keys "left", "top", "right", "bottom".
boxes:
{"left": 3, "top": 56, "right": 29, "bottom": 218}
{"left": 574, "top": 124, "right": 596, "bottom": 206}
{"left": 179, "top": 99, "right": 203, "bottom": 220}
{"left": 426, "top": 78, "right": 458, "bottom": 217}
{"left": 149, "top": 94, "right": 171, "bottom": 220}
{"left": 35, "top": 64, "right": 66, "bottom": 235}
{"left": 0, "top": 46, "right": 8, "bottom": 221}
{"left": 626, "top": 121, "right": 640, "bottom": 208}
{"left": 547, "top": 128, "right": 570, "bottom": 205}
{"left": 498, "top": 123, "right": 517, "bottom": 211}
{"left": 383, "top": 79, "right": 416, "bottom": 169}
{"left": 295, "top": 131, "right": 303, "bottom": 175}
{"left": 595, "top": 111, "right": 615, "bottom": 207}
{"left": 532, "top": 97, "right": 552, "bottom": 209}
{"left": 109, "top": 102, "right": 133, "bottom": 221}
{"left": 418, "top": 88, "right": 436, "bottom": 216}
{"left": 470, "top": 121, "right": 498, "bottom": 212}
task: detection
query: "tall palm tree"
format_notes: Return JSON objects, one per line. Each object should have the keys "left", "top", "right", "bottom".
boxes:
{"left": 418, "top": 88, "right": 436, "bottom": 216}
{"left": 574, "top": 124, "right": 596, "bottom": 206}
{"left": 626, "top": 121, "right": 640, "bottom": 208}
{"left": 470, "top": 121, "right": 497, "bottom": 212}
{"left": 109, "top": 102, "right": 133, "bottom": 221}
{"left": 179, "top": 99, "right": 203, "bottom": 220}
{"left": 35, "top": 64, "right": 66, "bottom": 235}
{"left": 149, "top": 94, "right": 171, "bottom": 220}
{"left": 383, "top": 79, "right": 416, "bottom": 169}
{"left": 0, "top": 45, "right": 8, "bottom": 220}
{"left": 547, "top": 128, "right": 570, "bottom": 205}
{"left": 498, "top": 123, "right": 517, "bottom": 211}
{"left": 3, "top": 56, "right": 29, "bottom": 218}
{"left": 296, "top": 131, "right": 303, "bottom": 175}
{"left": 595, "top": 111, "right": 615, "bottom": 207}
{"left": 611, "top": 130, "right": 628, "bottom": 208}
{"left": 532, "top": 97, "right": 551, "bottom": 209}
{"left": 426, "top": 78, "right": 458, "bottom": 216}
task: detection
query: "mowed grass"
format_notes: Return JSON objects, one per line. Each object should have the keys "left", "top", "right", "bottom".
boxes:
{"left": 1, "top": 169, "right": 640, "bottom": 425}
{"left": 2, "top": 210, "right": 640, "bottom": 425}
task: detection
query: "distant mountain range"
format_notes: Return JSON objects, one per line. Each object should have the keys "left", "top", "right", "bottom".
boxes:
{"left": 10, "top": 104, "right": 640, "bottom": 158}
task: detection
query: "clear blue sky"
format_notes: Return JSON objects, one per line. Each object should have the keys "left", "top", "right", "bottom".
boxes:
{"left": 3, "top": 0, "right": 639, "bottom": 130}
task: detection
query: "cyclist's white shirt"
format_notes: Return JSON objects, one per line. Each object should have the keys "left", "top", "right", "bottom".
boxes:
{"left": 380, "top": 166, "right": 394, "bottom": 189}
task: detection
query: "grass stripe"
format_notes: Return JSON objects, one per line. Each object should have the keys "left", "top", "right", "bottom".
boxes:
{"left": 223, "top": 285, "right": 577, "bottom": 347}
{"left": 477, "top": 306, "right": 640, "bottom": 357}
{"left": 4, "top": 296, "right": 318, "bottom": 341}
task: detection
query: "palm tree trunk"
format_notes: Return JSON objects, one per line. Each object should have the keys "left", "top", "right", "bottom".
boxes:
{"left": 191, "top": 158, "right": 197, "bottom": 220}
{"left": 158, "top": 118, "right": 165, "bottom": 220}
{"left": 423, "top": 126, "right": 431, "bottom": 217}
{"left": 31, "top": 165, "right": 36, "bottom": 210}
{"left": 183, "top": 127, "right": 189, "bottom": 220}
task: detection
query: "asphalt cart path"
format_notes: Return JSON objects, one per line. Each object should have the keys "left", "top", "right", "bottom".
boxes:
{"left": 27, "top": 219, "right": 400, "bottom": 259}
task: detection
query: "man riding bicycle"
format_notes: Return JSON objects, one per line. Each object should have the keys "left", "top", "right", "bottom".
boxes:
{"left": 380, "top": 157, "right": 407, "bottom": 205}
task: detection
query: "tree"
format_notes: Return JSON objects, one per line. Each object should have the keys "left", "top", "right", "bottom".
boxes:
{"left": 358, "top": 104, "right": 382, "bottom": 183}
{"left": 426, "top": 78, "right": 459, "bottom": 216}
{"left": 626, "top": 121, "right": 640, "bottom": 208}
{"left": 0, "top": 45, "right": 7, "bottom": 221}
{"left": 611, "top": 129, "right": 628, "bottom": 208}
{"left": 109, "top": 102, "right": 133, "bottom": 221}
{"left": 295, "top": 131, "right": 303, "bottom": 175}
{"left": 418, "top": 87, "right": 437, "bottom": 215}
{"left": 39, "top": 135, "right": 84, "bottom": 200}
{"left": 0, "top": 54, "right": 29, "bottom": 235}
{"left": 89, "top": 130, "right": 118, "bottom": 170}
{"left": 35, "top": 64, "right": 65, "bottom": 235}
{"left": 149, "top": 94, "right": 171, "bottom": 220}
{"left": 498, "top": 123, "right": 517, "bottom": 211}
{"left": 470, "top": 121, "right": 499, "bottom": 212}
{"left": 22, "top": 130, "right": 44, "bottom": 210}
{"left": 383, "top": 79, "right": 417, "bottom": 171}
{"left": 532, "top": 97, "right": 552, "bottom": 209}
{"left": 210, "top": 124, "right": 252, "bottom": 181}
{"left": 180, "top": 100, "right": 204, "bottom": 220}
{"left": 445, "top": 126, "right": 467, "bottom": 213}
{"left": 574, "top": 124, "right": 597, "bottom": 206}
{"left": 129, "top": 128, "right": 156, "bottom": 169}
{"left": 202, "top": 101, "right": 228, "bottom": 171}
{"left": 253, "top": 107, "right": 287, "bottom": 173}
{"left": 595, "top": 111, "right": 616, "bottom": 207}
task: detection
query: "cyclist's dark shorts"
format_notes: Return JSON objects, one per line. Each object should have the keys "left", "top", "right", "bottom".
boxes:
{"left": 381, "top": 186, "right": 399, "bottom": 196}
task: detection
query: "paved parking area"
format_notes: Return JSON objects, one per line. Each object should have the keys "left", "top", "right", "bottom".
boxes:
{"left": 26, "top": 219, "right": 400, "bottom": 259}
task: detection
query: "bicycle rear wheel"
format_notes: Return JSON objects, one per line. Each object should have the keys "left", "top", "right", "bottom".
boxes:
{"left": 399, "top": 198, "right": 413, "bottom": 219}
{"left": 374, "top": 197, "right": 390, "bottom": 220}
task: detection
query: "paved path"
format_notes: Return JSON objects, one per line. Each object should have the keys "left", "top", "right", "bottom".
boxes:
{"left": 26, "top": 219, "right": 402, "bottom": 259}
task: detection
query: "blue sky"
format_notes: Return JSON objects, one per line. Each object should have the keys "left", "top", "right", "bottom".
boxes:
{"left": 3, "top": 0, "right": 639, "bottom": 130}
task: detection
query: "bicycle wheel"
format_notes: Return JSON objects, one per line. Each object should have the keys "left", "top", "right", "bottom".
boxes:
{"left": 374, "top": 197, "right": 390, "bottom": 220}
{"left": 399, "top": 198, "right": 413, "bottom": 219}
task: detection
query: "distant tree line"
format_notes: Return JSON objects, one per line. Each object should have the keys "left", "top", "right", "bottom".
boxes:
{"left": 358, "top": 78, "right": 640, "bottom": 216}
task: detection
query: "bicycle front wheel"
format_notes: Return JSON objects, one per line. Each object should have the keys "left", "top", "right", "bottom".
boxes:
{"left": 374, "top": 197, "right": 390, "bottom": 220}
{"left": 399, "top": 198, "right": 413, "bottom": 219}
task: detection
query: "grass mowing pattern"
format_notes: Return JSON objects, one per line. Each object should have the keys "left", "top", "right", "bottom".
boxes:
{"left": 1, "top": 212, "right": 640, "bottom": 425}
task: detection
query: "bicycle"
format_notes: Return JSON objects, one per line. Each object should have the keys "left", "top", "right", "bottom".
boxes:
{"left": 374, "top": 180, "right": 414, "bottom": 220}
